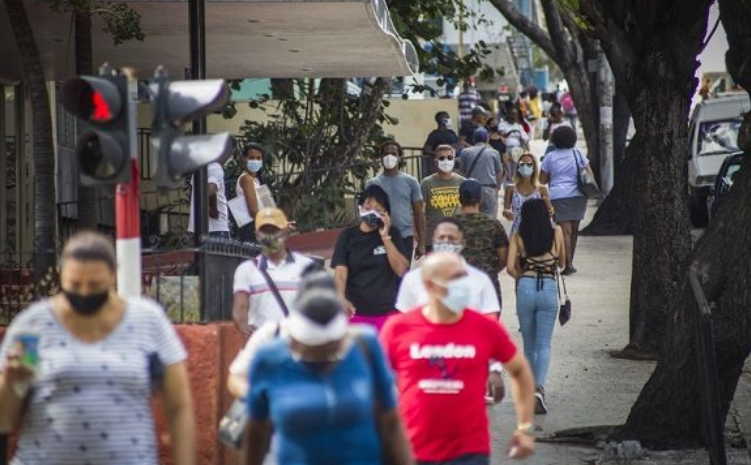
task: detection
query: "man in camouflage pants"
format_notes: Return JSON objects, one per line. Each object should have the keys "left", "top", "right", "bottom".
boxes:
{"left": 454, "top": 179, "right": 510, "bottom": 313}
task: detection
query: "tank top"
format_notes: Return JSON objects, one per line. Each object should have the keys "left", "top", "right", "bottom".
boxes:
{"left": 521, "top": 251, "right": 558, "bottom": 290}
{"left": 236, "top": 173, "right": 261, "bottom": 222}
{"left": 510, "top": 187, "right": 542, "bottom": 234}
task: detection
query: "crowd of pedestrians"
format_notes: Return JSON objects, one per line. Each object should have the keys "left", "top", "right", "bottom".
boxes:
{"left": 0, "top": 82, "right": 595, "bottom": 465}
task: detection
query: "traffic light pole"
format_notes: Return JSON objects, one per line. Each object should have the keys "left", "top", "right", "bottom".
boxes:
{"left": 115, "top": 70, "right": 142, "bottom": 297}
{"left": 189, "top": 0, "right": 211, "bottom": 318}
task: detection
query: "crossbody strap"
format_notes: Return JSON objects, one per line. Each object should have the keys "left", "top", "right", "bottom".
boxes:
{"left": 466, "top": 146, "right": 487, "bottom": 179}
{"left": 256, "top": 256, "right": 290, "bottom": 317}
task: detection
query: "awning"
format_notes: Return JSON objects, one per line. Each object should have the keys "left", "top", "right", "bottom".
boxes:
{"left": 0, "top": 0, "right": 419, "bottom": 82}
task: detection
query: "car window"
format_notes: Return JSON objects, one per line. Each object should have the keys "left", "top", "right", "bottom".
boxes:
{"left": 699, "top": 119, "right": 741, "bottom": 156}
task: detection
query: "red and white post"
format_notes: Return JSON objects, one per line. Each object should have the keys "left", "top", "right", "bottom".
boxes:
{"left": 116, "top": 70, "right": 141, "bottom": 297}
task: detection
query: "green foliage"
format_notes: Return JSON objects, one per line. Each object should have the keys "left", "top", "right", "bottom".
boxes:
{"left": 45, "top": 0, "right": 145, "bottom": 45}
{"left": 235, "top": 80, "right": 387, "bottom": 232}
{"left": 388, "top": 0, "right": 506, "bottom": 90}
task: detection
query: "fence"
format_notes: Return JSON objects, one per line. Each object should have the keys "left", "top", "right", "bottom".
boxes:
{"left": 688, "top": 263, "right": 728, "bottom": 465}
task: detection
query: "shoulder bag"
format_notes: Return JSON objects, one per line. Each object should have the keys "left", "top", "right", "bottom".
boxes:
{"left": 219, "top": 257, "right": 289, "bottom": 450}
{"left": 354, "top": 332, "right": 399, "bottom": 465}
{"left": 572, "top": 149, "right": 600, "bottom": 198}
{"left": 465, "top": 146, "right": 488, "bottom": 179}
{"left": 555, "top": 266, "right": 571, "bottom": 326}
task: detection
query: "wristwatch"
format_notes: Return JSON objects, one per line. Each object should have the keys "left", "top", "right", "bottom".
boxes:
{"left": 516, "top": 422, "right": 534, "bottom": 435}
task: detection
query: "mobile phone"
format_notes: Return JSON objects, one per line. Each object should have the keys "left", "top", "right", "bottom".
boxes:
{"left": 15, "top": 333, "right": 40, "bottom": 369}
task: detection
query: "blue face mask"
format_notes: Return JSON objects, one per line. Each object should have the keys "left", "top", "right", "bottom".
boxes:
{"left": 246, "top": 160, "right": 263, "bottom": 173}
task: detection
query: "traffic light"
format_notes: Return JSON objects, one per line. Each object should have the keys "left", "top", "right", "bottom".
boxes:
{"left": 61, "top": 68, "right": 132, "bottom": 185}
{"left": 149, "top": 68, "right": 233, "bottom": 189}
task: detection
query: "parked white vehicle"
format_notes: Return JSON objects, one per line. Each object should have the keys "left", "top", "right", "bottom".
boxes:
{"left": 687, "top": 93, "right": 750, "bottom": 226}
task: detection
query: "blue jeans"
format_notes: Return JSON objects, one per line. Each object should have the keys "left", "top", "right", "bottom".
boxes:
{"left": 516, "top": 276, "right": 558, "bottom": 387}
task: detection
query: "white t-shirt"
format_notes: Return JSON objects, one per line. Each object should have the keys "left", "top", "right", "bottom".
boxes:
{"left": 188, "top": 162, "right": 229, "bottom": 233}
{"left": 395, "top": 261, "right": 501, "bottom": 313}
{"left": 232, "top": 252, "right": 314, "bottom": 328}
{"left": 497, "top": 121, "right": 529, "bottom": 150}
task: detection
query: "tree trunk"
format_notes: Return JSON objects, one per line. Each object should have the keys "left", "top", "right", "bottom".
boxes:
{"left": 580, "top": 134, "right": 638, "bottom": 236}
{"left": 619, "top": 123, "right": 751, "bottom": 447}
{"left": 4, "top": 0, "right": 56, "bottom": 275}
{"left": 619, "top": 0, "right": 751, "bottom": 447}
{"left": 75, "top": 10, "right": 99, "bottom": 229}
{"left": 562, "top": 64, "right": 597, "bottom": 162}
{"left": 620, "top": 81, "right": 695, "bottom": 359}
{"left": 612, "top": 90, "right": 630, "bottom": 168}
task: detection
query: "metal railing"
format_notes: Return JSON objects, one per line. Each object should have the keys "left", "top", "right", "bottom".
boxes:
{"left": 689, "top": 262, "right": 728, "bottom": 465}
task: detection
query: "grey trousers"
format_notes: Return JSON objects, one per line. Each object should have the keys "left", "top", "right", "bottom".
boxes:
{"left": 480, "top": 186, "right": 500, "bottom": 219}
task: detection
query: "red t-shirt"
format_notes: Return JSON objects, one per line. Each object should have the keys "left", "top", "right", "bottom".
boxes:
{"left": 380, "top": 308, "right": 517, "bottom": 462}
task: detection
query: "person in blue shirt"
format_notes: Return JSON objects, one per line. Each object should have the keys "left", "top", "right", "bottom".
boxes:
{"left": 244, "top": 287, "right": 414, "bottom": 465}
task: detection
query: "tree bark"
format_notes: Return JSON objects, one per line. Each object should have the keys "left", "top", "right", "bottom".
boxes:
{"left": 618, "top": 0, "right": 751, "bottom": 447}
{"left": 75, "top": 10, "right": 99, "bottom": 229}
{"left": 4, "top": 0, "right": 56, "bottom": 275}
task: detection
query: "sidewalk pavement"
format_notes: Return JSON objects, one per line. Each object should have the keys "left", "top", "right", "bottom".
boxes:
{"left": 487, "top": 195, "right": 751, "bottom": 464}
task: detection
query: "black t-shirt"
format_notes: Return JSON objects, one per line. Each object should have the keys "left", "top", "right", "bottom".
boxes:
{"left": 331, "top": 226, "right": 410, "bottom": 316}
{"left": 459, "top": 121, "right": 480, "bottom": 143}
{"left": 424, "top": 128, "right": 459, "bottom": 152}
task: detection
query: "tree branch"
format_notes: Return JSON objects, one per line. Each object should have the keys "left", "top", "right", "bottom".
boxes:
{"left": 487, "top": 0, "right": 557, "bottom": 61}
{"left": 577, "top": 0, "right": 635, "bottom": 83}
{"left": 540, "top": 0, "right": 576, "bottom": 67}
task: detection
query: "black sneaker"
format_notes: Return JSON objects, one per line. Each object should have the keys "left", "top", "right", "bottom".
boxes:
{"left": 534, "top": 386, "right": 548, "bottom": 415}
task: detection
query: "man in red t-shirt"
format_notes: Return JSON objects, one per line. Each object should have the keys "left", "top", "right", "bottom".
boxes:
{"left": 381, "top": 252, "right": 535, "bottom": 465}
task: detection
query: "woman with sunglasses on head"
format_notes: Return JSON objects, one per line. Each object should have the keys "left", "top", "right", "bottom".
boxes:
{"left": 420, "top": 144, "right": 466, "bottom": 253}
{"left": 502, "top": 153, "right": 554, "bottom": 235}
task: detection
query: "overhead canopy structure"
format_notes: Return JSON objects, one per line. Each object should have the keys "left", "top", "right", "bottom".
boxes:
{"left": 0, "top": 0, "right": 419, "bottom": 82}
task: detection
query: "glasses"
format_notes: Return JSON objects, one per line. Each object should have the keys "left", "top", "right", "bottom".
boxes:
{"left": 519, "top": 162, "right": 534, "bottom": 167}
{"left": 438, "top": 156, "right": 455, "bottom": 161}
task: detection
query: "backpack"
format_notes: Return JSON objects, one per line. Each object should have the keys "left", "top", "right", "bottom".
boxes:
{"left": 561, "top": 93, "right": 575, "bottom": 114}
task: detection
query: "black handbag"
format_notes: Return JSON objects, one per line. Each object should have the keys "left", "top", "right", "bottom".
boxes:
{"left": 572, "top": 149, "right": 600, "bottom": 198}
{"left": 556, "top": 267, "right": 572, "bottom": 326}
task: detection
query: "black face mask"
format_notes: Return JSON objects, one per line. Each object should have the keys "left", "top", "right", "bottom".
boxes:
{"left": 63, "top": 289, "right": 109, "bottom": 316}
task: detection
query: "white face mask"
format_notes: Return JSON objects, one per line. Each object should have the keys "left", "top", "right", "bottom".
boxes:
{"left": 443, "top": 118, "right": 453, "bottom": 129}
{"left": 286, "top": 311, "right": 348, "bottom": 346}
{"left": 432, "top": 241, "right": 463, "bottom": 254}
{"left": 383, "top": 155, "right": 399, "bottom": 170}
{"left": 434, "top": 276, "right": 471, "bottom": 314}
{"left": 518, "top": 164, "right": 534, "bottom": 178}
{"left": 437, "top": 158, "right": 455, "bottom": 173}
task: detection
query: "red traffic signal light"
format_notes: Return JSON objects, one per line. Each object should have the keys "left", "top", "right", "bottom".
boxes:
{"left": 61, "top": 77, "right": 122, "bottom": 123}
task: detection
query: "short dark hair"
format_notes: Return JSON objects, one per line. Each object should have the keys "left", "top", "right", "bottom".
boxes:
{"left": 519, "top": 199, "right": 554, "bottom": 256}
{"left": 379, "top": 140, "right": 403, "bottom": 157}
{"left": 435, "top": 217, "right": 464, "bottom": 234}
{"left": 242, "top": 142, "right": 266, "bottom": 157}
{"left": 61, "top": 231, "right": 116, "bottom": 271}
{"left": 358, "top": 184, "right": 391, "bottom": 215}
{"left": 551, "top": 125, "right": 577, "bottom": 149}
{"left": 435, "top": 111, "right": 450, "bottom": 124}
